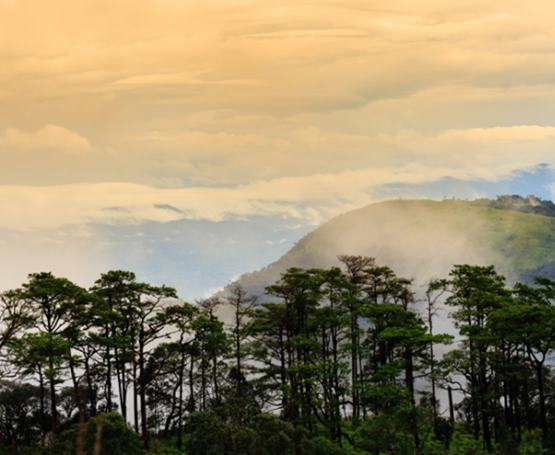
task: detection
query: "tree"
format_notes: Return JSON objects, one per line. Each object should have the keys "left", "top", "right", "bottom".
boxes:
{"left": 0, "top": 381, "right": 42, "bottom": 451}
{"left": 250, "top": 302, "right": 292, "bottom": 416}
{"left": 134, "top": 284, "right": 177, "bottom": 450}
{"left": 1, "top": 260, "right": 555, "bottom": 454}
{"left": 191, "top": 311, "right": 229, "bottom": 413}
{"left": 316, "top": 267, "right": 350, "bottom": 443}
{"left": 425, "top": 279, "right": 449, "bottom": 433}
{"left": 0, "top": 290, "right": 34, "bottom": 353}
{"left": 90, "top": 271, "right": 141, "bottom": 422}
{"left": 490, "top": 279, "right": 555, "bottom": 439}
{"left": 158, "top": 301, "right": 197, "bottom": 450}
{"left": 226, "top": 285, "right": 256, "bottom": 395}
{"left": 337, "top": 255, "right": 375, "bottom": 423}
{"left": 265, "top": 268, "right": 325, "bottom": 430}
{"left": 442, "top": 265, "right": 510, "bottom": 452}
{"left": 16, "top": 273, "right": 86, "bottom": 434}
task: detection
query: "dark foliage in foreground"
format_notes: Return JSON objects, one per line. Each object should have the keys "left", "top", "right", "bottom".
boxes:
{"left": 0, "top": 258, "right": 553, "bottom": 454}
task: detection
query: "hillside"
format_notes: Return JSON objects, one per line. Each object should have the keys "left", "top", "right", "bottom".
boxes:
{"left": 227, "top": 196, "right": 555, "bottom": 298}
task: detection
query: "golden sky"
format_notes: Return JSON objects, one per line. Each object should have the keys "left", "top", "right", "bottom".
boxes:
{"left": 3, "top": 0, "right": 555, "bottom": 229}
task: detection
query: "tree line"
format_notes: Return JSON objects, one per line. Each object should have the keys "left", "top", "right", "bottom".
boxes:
{"left": 0, "top": 257, "right": 553, "bottom": 454}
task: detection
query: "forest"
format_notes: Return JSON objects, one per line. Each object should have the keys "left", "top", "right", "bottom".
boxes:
{"left": 0, "top": 257, "right": 553, "bottom": 455}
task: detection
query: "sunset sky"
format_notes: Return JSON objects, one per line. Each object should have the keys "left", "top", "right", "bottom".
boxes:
{"left": 3, "top": 0, "right": 555, "bottom": 296}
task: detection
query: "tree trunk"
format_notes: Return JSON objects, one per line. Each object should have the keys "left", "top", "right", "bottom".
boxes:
{"left": 201, "top": 358, "right": 207, "bottom": 411}
{"left": 479, "top": 347, "right": 491, "bottom": 452}
{"left": 278, "top": 330, "right": 288, "bottom": 415}
{"left": 84, "top": 357, "right": 97, "bottom": 416}
{"left": 405, "top": 347, "right": 420, "bottom": 451}
{"left": 350, "top": 307, "right": 359, "bottom": 422}
{"left": 133, "top": 352, "right": 139, "bottom": 433}
{"left": 212, "top": 353, "right": 220, "bottom": 404}
{"left": 177, "top": 345, "right": 186, "bottom": 451}
{"left": 188, "top": 356, "right": 196, "bottom": 412}
{"left": 448, "top": 386, "right": 455, "bottom": 425}
{"left": 49, "top": 354, "right": 58, "bottom": 434}
{"left": 536, "top": 361, "right": 547, "bottom": 438}
{"left": 331, "top": 322, "right": 342, "bottom": 444}
{"left": 38, "top": 365, "right": 46, "bottom": 448}
{"left": 105, "top": 331, "right": 113, "bottom": 412}
{"left": 235, "top": 305, "right": 242, "bottom": 394}
{"left": 139, "top": 331, "right": 149, "bottom": 450}
{"left": 427, "top": 301, "right": 438, "bottom": 432}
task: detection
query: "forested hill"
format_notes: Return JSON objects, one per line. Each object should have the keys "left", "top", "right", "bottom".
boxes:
{"left": 226, "top": 195, "right": 555, "bottom": 298}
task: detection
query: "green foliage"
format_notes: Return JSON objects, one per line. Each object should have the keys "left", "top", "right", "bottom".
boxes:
{"left": 47, "top": 413, "right": 143, "bottom": 455}
{"left": 250, "top": 414, "right": 297, "bottom": 455}
{"left": 3, "top": 257, "right": 555, "bottom": 454}
{"left": 518, "top": 430, "right": 547, "bottom": 455}
{"left": 185, "top": 411, "right": 227, "bottom": 455}
{"left": 422, "top": 433, "right": 448, "bottom": 455}
{"left": 448, "top": 431, "right": 485, "bottom": 455}
{"left": 297, "top": 436, "right": 347, "bottom": 455}
{"left": 45, "top": 427, "right": 75, "bottom": 454}
{"left": 353, "top": 412, "right": 415, "bottom": 454}
{"left": 85, "top": 413, "right": 143, "bottom": 455}
{"left": 0, "top": 381, "right": 42, "bottom": 448}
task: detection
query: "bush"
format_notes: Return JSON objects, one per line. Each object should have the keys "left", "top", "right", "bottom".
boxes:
{"left": 298, "top": 436, "right": 347, "bottom": 455}
{"left": 46, "top": 428, "right": 75, "bottom": 454}
{"left": 353, "top": 413, "right": 414, "bottom": 455}
{"left": 230, "top": 427, "right": 256, "bottom": 454}
{"left": 422, "top": 433, "right": 448, "bottom": 455}
{"left": 519, "top": 430, "right": 547, "bottom": 455}
{"left": 448, "top": 430, "right": 485, "bottom": 455}
{"left": 47, "top": 412, "right": 143, "bottom": 455}
{"left": 251, "top": 414, "right": 296, "bottom": 455}
{"left": 85, "top": 412, "right": 143, "bottom": 455}
{"left": 185, "top": 411, "right": 227, "bottom": 455}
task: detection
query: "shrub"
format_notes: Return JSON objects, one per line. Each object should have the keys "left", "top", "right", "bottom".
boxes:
{"left": 251, "top": 414, "right": 296, "bottom": 455}
{"left": 519, "top": 430, "right": 547, "bottom": 455}
{"left": 185, "top": 411, "right": 227, "bottom": 455}
{"left": 353, "top": 413, "right": 414, "bottom": 455}
{"left": 85, "top": 413, "right": 143, "bottom": 455}
{"left": 448, "top": 430, "right": 485, "bottom": 455}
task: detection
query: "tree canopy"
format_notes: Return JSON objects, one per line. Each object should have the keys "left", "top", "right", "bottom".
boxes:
{"left": 0, "top": 260, "right": 553, "bottom": 454}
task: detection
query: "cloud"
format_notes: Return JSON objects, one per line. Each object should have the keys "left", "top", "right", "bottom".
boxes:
{"left": 2, "top": 2, "right": 555, "bottom": 230}
{"left": 3, "top": 0, "right": 555, "bottom": 117}
{"left": 126, "top": 123, "right": 555, "bottom": 184}
{"left": 0, "top": 125, "right": 93, "bottom": 154}
{"left": 439, "top": 125, "right": 555, "bottom": 142}
{"left": 0, "top": 146, "right": 550, "bottom": 232}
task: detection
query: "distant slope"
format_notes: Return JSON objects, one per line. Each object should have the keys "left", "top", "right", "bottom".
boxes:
{"left": 227, "top": 197, "right": 555, "bottom": 298}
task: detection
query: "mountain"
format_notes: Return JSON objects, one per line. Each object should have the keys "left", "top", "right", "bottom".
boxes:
{"left": 0, "top": 214, "right": 314, "bottom": 300}
{"left": 226, "top": 195, "right": 555, "bottom": 299}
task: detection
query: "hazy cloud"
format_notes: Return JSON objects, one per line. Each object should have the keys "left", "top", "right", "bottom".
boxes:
{"left": 0, "top": 125, "right": 93, "bottom": 154}
{"left": 3, "top": 1, "right": 555, "bottom": 294}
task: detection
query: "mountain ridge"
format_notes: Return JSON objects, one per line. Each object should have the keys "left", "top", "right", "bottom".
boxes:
{"left": 223, "top": 195, "right": 555, "bottom": 299}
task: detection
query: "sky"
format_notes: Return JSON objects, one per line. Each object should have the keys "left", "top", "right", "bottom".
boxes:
{"left": 3, "top": 0, "right": 555, "bottom": 297}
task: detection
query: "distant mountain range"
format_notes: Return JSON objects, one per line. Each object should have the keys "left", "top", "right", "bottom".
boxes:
{"left": 226, "top": 195, "right": 555, "bottom": 299}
